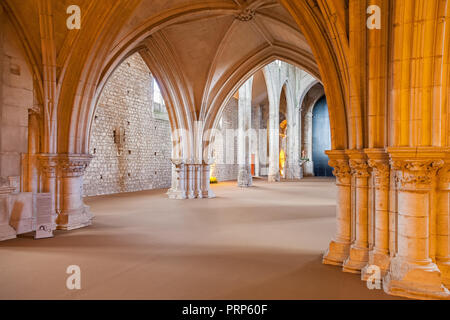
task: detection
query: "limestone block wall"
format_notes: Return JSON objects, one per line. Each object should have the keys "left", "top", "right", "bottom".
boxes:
{"left": 0, "top": 13, "right": 33, "bottom": 182}
{"left": 83, "top": 53, "right": 172, "bottom": 196}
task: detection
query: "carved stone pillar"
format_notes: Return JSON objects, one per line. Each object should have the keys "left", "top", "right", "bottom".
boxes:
{"left": 167, "top": 159, "right": 187, "bottom": 200}
{"left": 383, "top": 157, "right": 449, "bottom": 299}
{"left": 362, "top": 149, "right": 391, "bottom": 279}
{"left": 237, "top": 77, "right": 253, "bottom": 187}
{"left": 268, "top": 96, "right": 280, "bottom": 183}
{"left": 194, "top": 163, "right": 202, "bottom": 198}
{"left": 323, "top": 150, "right": 352, "bottom": 266}
{"left": 201, "top": 159, "right": 216, "bottom": 199}
{"left": 436, "top": 163, "right": 450, "bottom": 289}
{"left": 57, "top": 154, "right": 93, "bottom": 230}
{"left": 343, "top": 151, "right": 370, "bottom": 273}
{"left": 186, "top": 160, "right": 195, "bottom": 199}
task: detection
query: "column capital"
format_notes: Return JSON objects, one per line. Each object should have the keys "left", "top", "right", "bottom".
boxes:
{"left": 58, "top": 154, "right": 93, "bottom": 178}
{"left": 390, "top": 159, "right": 443, "bottom": 189}
{"left": 387, "top": 147, "right": 448, "bottom": 190}
{"left": 349, "top": 159, "right": 371, "bottom": 178}
{"left": 37, "top": 154, "right": 60, "bottom": 178}
{"left": 326, "top": 150, "right": 351, "bottom": 183}
{"left": 202, "top": 158, "right": 215, "bottom": 166}
{"left": 346, "top": 150, "right": 370, "bottom": 178}
{"left": 171, "top": 158, "right": 186, "bottom": 166}
{"left": 365, "top": 149, "right": 390, "bottom": 190}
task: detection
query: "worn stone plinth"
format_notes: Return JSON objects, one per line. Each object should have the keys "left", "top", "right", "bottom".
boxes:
{"left": 361, "top": 250, "right": 391, "bottom": 280}
{"left": 237, "top": 165, "right": 252, "bottom": 187}
{"left": 0, "top": 186, "right": 17, "bottom": 241}
{"left": 383, "top": 257, "right": 450, "bottom": 300}
{"left": 343, "top": 246, "right": 370, "bottom": 274}
{"left": 323, "top": 240, "right": 351, "bottom": 266}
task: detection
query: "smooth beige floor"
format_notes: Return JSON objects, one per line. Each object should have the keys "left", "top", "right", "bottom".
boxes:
{"left": 0, "top": 178, "right": 401, "bottom": 300}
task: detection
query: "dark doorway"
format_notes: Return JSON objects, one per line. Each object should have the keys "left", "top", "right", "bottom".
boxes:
{"left": 312, "top": 96, "right": 333, "bottom": 177}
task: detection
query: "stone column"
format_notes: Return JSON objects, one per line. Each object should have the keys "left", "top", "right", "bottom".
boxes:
{"left": 186, "top": 160, "right": 196, "bottom": 199}
{"left": 301, "top": 109, "right": 314, "bottom": 176}
{"left": 201, "top": 159, "right": 216, "bottom": 198}
{"left": 268, "top": 99, "right": 280, "bottom": 182}
{"left": 383, "top": 157, "right": 449, "bottom": 299}
{"left": 323, "top": 150, "right": 352, "bottom": 266}
{"left": 343, "top": 151, "right": 370, "bottom": 273}
{"left": 57, "top": 154, "right": 93, "bottom": 230}
{"left": 362, "top": 149, "right": 391, "bottom": 279}
{"left": 194, "top": 162, "right": 202, "bottom": 198}
{"left": 437, "top": 163, "right": 450, "bottom": 289}
{"left": 167, "top": 159, "right": 187, "bottom": 200}
{"left": 237, "top": 77, "right": 253, "bottom": 187}
{"left": 285, "top": 107, "right": 300, "bottom": 180}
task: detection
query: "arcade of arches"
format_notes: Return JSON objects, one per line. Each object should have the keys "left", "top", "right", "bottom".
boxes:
{"left": 0, "top": 0, "right": 450, "bottom": 300}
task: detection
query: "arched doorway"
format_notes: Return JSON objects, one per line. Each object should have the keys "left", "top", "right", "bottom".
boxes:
{"left": 312, "top": 96, "right": 333, "bottom": 177}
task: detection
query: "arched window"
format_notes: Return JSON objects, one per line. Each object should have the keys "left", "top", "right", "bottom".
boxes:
{"left": 152, "top": 78, "right": 168, "bottom": 120}
{"left": 153, "top": 78, "right": 165, "bottom": 106}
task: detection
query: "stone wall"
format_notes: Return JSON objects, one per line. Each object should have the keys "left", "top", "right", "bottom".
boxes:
{"left": 0, "top": 12, "right": 33, "bottom": 184}
{"left": 83, "top": 53, "right": 172, "bottom": 196}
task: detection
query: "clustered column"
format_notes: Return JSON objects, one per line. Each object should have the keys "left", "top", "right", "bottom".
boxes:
{"left": 325, "top": 149, "right": 450, "bottom": 299}
{"left": 37, "top": 154, "right": 92, "bottom": 230}
{"left": 167, "top": 158, "right": 215, "bottom": 200}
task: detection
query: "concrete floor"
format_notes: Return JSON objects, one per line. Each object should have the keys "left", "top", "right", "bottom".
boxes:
{"left": 0, "top": 177, "right": 401, "bottom": 299}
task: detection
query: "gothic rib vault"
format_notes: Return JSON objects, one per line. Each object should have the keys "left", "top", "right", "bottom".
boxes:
{"left": 0, "top": 0, "right": 449, "bottom": 300}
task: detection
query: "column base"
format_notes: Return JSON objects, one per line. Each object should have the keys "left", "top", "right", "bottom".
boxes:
{"left": 322, "top": 239, "right": 351, "bottom": 266}
{"left": 56, "top": 205, "right": 92, "bottom": 231}
{"left": 187, "top": 191, "right": 196, "bottom": 199}
{"left": 437, "top": 259, "right": 450, "bottom": 289}
{"left": 268, "top": 173, "right": 280, "bottom": 182}
{"left": 202, "top": 189, "right": 216, "bottom": 199}
{"left": 238, "top": 167, "right": 253, "bottom": 187}
{"left": 0, "top": 224, "right": 17, "bottom": 241}
{"left": 361, "top": 250, "right": 390, "bottom": 281}
{"left": 167, "top": 189, "right": 187, "bottom": 200}
{"left": 383, "top": 257, "right": 450, "bottom": 300}
{"left": 342, "top": 246, "right": 369, "bottom": 273}
{"left": 285, "top": 164, "right": 302, "bottom": 180}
